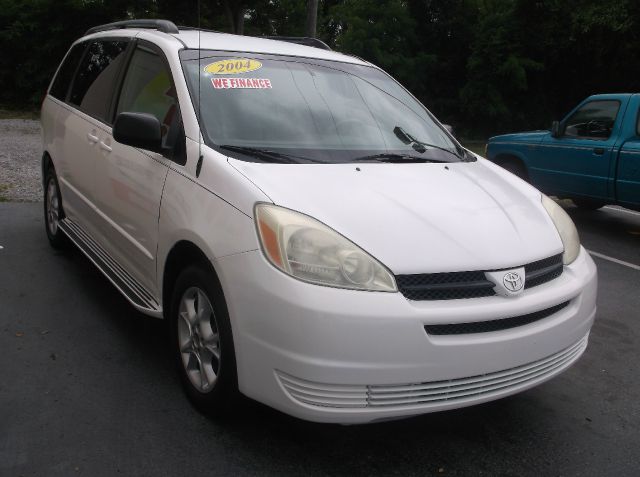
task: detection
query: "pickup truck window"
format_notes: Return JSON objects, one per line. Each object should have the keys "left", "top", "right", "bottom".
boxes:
{"left": 564, "top": 100, "right": 620, "bottom": 140}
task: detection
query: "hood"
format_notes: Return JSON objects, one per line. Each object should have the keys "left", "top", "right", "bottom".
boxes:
{"left": 489, "top": 131, "right": 548, "bottom": 143}
{"left": 229, "top": 158, "right": 563, "bottom": 274}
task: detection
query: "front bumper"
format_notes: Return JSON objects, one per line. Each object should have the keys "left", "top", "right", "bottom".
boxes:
{"left": 215, "top": 247, "right": 597, "bottom": 424}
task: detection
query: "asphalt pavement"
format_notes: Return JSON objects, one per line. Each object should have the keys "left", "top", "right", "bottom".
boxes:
{"left": 1, "top": 202, "right": 639, "bottom": 476}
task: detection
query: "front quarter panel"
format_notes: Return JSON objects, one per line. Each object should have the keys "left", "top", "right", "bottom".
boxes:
{"left": 488, "top": 131, "right": 551, "bottom": 188}
{"left": 158, "top": 168, "right": 259, "bottom": 257}
{"left": 156, "top": 139, "right": 271, "bottom": 305}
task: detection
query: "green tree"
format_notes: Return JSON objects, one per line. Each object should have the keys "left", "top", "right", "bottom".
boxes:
{"left": 406, "top": 0, "right": 479, "bottom": 125}
{"left": 0, "top": 0, "right": 133, "bottom": 108}
{"left": 459, "top": 0, "right": 543, "bottom": 135}
{"left": 330, "top": 0, "right": 434, "bottom": 98}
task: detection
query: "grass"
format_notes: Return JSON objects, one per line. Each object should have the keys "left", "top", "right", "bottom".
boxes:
{"left": 0, "top": 109, "right": 39, "bottom": 120}
{"left": 459, "top": 140, "right": 487, "bottom": 157}
{"left": 0, "top": 184, "right": 11, "bottom": 202}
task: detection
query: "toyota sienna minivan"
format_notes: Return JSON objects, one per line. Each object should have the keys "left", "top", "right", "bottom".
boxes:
{"left": 41, "top": 19, "right": 597, "bottom": 423}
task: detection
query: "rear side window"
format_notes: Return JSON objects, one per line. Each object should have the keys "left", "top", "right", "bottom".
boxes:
{"left": 50, "top": 43, "right": 86, "bottom": 101}
{"left": 69, "top": 40, "right": 129, "bottom": 122}
{"left": 117, "top": 45, "right": 181, "bottom": 150}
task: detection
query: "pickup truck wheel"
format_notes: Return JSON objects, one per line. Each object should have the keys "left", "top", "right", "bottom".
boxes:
{"left": 170, "top": 265, "right": 238, "bottom": 416}
{"left": 500, "top": 161, "right": 529, "bottom": 182}
{"left": 44, "top": 167, "right": 70, "bottom": 249}
{"left": 572, "top": 198, "right": 605, "bottom": 210}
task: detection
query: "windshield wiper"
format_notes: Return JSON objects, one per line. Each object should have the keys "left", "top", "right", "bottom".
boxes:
{"left": 352, "top": 153, "right": 446, "bottom": 163}
{"left": 218, "top": 145, "right": 319, "bottom": 164}
{"left": 393, "top": 126, "right": 465, "bottom": 160}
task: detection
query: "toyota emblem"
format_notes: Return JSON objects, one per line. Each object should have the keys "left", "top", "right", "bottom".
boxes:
{"left": 503, "top": 272, "right": 523, "bottom": 292}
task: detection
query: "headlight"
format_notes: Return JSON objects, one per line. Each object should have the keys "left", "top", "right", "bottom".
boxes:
{"left": 255, "top": 204, "right": 397, "bottom": 292}
{"left": 541, "top": 195, "right": 580, "bottom": 265}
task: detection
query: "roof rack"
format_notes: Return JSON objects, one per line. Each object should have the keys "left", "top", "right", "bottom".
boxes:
{"left": 85, "top": 19, "right": 179, "bottom": 36}
{"left": 264, "top": 36, "right": 332, "bottom": 51}
{"left": 178, "top": 26, "right": 223, "bottom": 34}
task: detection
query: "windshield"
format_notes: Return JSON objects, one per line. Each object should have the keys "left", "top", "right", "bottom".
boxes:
{"left": 181, "top": 51, "right": 464, "bottom": 164}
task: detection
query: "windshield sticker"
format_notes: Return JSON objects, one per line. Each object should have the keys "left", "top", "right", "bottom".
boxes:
{"left": 204, "top": 58, "right": 262, "bottom": 75}
{"left": 211, "top": 78, "right": 272, "bottom": 89}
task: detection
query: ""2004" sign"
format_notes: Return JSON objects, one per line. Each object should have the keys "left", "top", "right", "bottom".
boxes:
{"left": 204, "top": 58, "right": 262, "bottom": 75}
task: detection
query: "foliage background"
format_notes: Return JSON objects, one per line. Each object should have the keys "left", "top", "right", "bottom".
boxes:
{"left": 2, "top": 0, "right": 640, "bottom": 138}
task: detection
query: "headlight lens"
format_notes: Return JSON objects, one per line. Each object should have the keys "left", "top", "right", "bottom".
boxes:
{"left": 255, "top": 204, "right": 397, "bottom": 292}
{"left": 541, "top": 195, "right": 580, "bottom": 265}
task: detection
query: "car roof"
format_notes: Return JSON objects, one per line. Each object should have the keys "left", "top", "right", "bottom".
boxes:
{"left": 82, "top": 28, "right": 369, "bottom": 66}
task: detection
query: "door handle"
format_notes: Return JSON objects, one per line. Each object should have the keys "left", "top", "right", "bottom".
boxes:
{"left": 99, "top": 141, "right": 112, "bottom": 153}
{"left": 87, "top": 133, "right": 99, "bottom": 143}
{"left": 593, "top": 147, "right": 605, "bottom": 155}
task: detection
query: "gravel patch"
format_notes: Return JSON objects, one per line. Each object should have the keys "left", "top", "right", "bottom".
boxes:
{"left": 0, "top": 119, "right": 43, "bottom": 202}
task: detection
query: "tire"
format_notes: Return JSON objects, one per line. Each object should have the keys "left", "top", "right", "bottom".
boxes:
{"left": 43, "top": 166, "right": 70, "bottom": 249}
{"left": 500, "top": 160, "right": 529, "bottom": 182}
{"left": 572, "top": 198, "right": 605, "bottom": 210}
{"left": 170, "top": 265, "right": 238, "bottom": 416}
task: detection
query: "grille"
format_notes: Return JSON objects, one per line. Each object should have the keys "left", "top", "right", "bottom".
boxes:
{"left": 395, "top": 271, "right": 495, "bottom": 300}
{"left": 524, "top": 254, "right": 564, "bottom": 289}
{"left": 396, "top": 254, "right": 563, "bottom": 301}
{"left": 276, "top": 335, "right": 588, "bottom": 410}
{"left": 424, "top": 301, "right": 570, "bottom": 335}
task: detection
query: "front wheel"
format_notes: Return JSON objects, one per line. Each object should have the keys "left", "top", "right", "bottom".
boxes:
{"left": 43, "top": 167, "right": 69, "bottom": 249}
{"left": 170, "top": 265, "right": 238, "bottom": 415}
{"left": 500, "top": 160, "right": 529, "bottom": 182}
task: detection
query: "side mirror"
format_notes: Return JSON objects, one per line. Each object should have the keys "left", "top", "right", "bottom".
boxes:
{"left": 550, "top": 120, "right": 561, "bottom": 138}
{"left": 443, "top": 124, "right": 454, "bottom": 136}
{"left": 113, "top": 112, "right": 163, "bottom": 153}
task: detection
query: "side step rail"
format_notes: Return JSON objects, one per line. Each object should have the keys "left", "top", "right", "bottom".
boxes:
{"left": 58, "top": 218, "right": 162, "bottom": 317}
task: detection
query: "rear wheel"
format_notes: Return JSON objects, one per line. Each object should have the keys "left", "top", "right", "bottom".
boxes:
{"left": 170, "top": 265, "right": 238, "bottom": 415}
{"left": 43, "top": 167, "right": 69, "bottom": 249}
{"left": 572, "top": 198, "right": 605, "bottom": 210}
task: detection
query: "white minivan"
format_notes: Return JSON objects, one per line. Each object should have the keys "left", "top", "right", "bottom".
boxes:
{"left": 41, "top": 19, "right": 597, "bottom": 424}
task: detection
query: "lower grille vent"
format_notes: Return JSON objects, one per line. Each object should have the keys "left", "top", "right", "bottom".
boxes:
{"left": 276, "top": 334, "right": 588, "bottom": 410}
{"left": 424, "top": 301, "right": 570, "bottom": 335}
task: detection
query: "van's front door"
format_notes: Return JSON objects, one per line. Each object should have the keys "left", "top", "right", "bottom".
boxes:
{"left": 93, "top": 42, "right": 181, "bottom": 298}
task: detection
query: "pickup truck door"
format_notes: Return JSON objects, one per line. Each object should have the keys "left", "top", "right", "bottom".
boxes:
{"left": 536, "top": 98, "right": 626, "bottom": 200}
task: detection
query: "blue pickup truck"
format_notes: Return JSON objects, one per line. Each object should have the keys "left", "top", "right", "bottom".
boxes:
{"left": 486, "top": 94, "right": 640, "bottom": 211}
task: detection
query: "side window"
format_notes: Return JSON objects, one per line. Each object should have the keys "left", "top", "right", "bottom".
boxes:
{"left": 116, "top": 45, "right": 181, "bottom": 151}
{"left": 564, "top": 100, "right": 620, "bottom": 140}
{"left": 69, "top": 40, "right": 129, "bottom": 122}
{"left": 50, "top": 42, "right": 87, "bottom": 101}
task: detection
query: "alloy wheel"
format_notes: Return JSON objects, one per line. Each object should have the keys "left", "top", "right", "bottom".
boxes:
{"left": 46, "top": 177, "right": 60, "bottom": 235}
{"left": 177, "top": 287, "right": 221, "bottom": 393}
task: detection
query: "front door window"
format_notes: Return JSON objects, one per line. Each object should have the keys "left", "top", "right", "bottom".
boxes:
{"left": 116, "top": 45, "right": 181, "bottom": 152}
{"left": 563, "top": 100, "right": 620, "bottom": 140}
